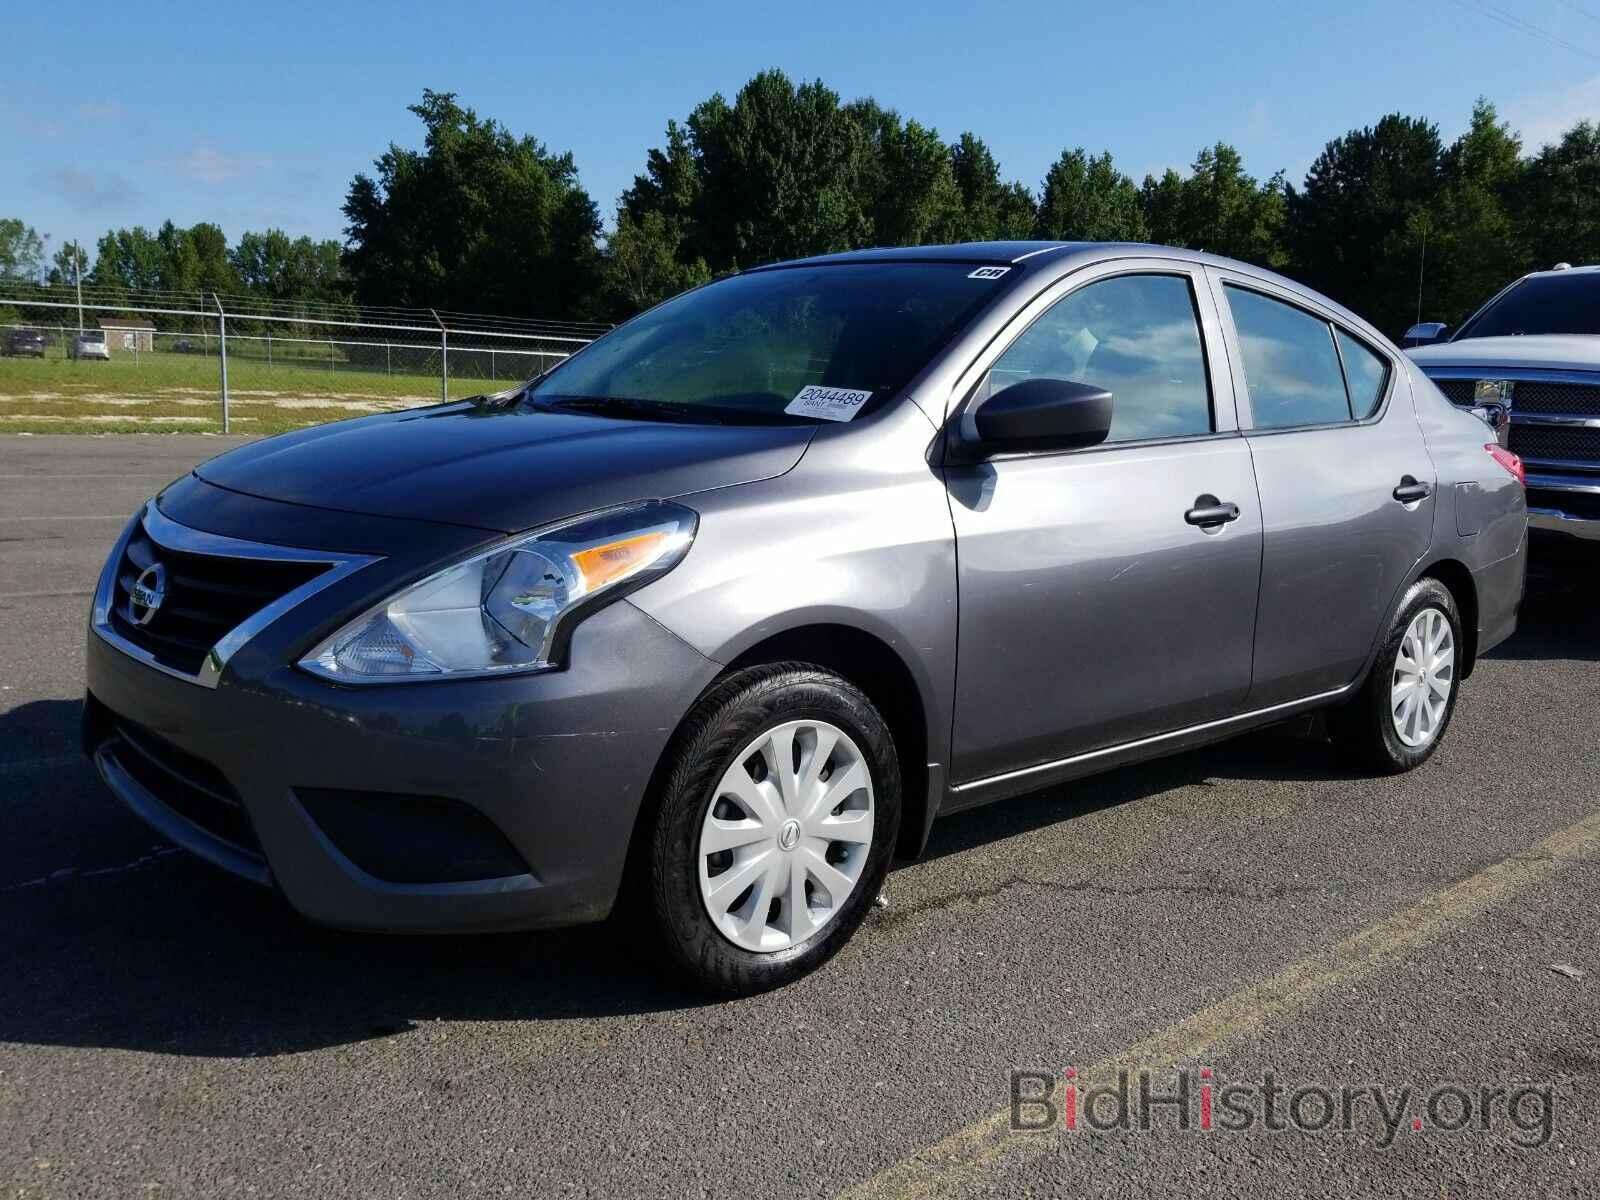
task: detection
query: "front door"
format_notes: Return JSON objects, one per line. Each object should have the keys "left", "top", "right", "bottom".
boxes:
{"left": 946, "top": 263, "right": 1263, "bottom": 789}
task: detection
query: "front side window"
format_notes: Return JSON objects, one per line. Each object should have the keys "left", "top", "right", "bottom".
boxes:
{"left": 985, "top": 273, "right": 1213, "bottom": 443}
{"left": 1226, "top": 286, "right": 1350, "bottom": 429}
{"left": 529, "top": 263, "right": 1008, "bottom": 424}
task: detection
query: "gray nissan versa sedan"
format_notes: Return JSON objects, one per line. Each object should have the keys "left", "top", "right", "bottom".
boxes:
{"left": 84, "top": 242, "right": 1528, "bottom": 994}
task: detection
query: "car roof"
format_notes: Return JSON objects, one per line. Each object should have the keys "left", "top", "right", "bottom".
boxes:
{"left": 746, "top": 241, "right": 1392, "bottom": 346}
{"left": 1521, "top": 264, "right": 1600, "bottom": 279}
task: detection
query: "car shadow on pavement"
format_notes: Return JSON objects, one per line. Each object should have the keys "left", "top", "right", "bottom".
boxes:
{"left": 1487, "top": 568, "right": 1600, "bottom": 663}
{"left": 0, "top": 569, "right": 1588, "bottom": 1058}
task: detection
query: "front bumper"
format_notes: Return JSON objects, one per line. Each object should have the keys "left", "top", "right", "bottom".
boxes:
{"left": 85, "top": 598, "right": 720, "bottom": 933}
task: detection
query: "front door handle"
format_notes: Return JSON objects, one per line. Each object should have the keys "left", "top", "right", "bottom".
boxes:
{"left": 1393, "top": 476, "right": 1433, "bottom": 504}
{"left": 1185, "top": 495, "right": 1241, "bottom": 528}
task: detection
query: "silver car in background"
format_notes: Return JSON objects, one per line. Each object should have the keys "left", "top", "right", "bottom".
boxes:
{"left": 1408, "top": 264, "right": 1600, "bottom": 547}
{"left": 85, "top": 242, "right": 1527, "bottom": 995}
{"left": 70, "top": 329, "right": 111, "bottom": 360}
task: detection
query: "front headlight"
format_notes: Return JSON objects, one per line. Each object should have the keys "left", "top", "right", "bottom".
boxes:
{"left": 298, "top": 500, "right": 696, "bottom": 682}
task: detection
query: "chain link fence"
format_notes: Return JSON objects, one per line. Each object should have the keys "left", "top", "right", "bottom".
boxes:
{"left": 0, "top": 287, "right": 608, "bottom": 434}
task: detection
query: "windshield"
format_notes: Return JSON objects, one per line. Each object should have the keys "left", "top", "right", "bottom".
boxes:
{"left": 1455, "top": 273, "right": 1600, "bottom": 340}
{"left": 528, "top": 263, "right": 1008, "bottom": 424}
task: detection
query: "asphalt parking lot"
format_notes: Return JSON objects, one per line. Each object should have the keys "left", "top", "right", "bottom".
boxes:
{"left": 2, "top": 434, "right": 1598, "bottom": 1198}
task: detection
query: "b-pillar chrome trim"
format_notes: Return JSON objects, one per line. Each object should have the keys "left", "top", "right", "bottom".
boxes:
{"left": 91, "top": 502, "right": 381, "bottom": 688}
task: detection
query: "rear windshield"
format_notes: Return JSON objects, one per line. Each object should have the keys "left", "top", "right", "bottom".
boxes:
{"left": 528, "top": 263, "right": 1008, "bottom": 424}
{"left": 1455, "top": 273, "right": 1600, "bottom": 339}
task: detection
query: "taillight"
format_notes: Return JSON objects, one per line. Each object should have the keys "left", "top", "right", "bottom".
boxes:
{"left": 1486, "top": 443, "right": 1525, "bottom": 486}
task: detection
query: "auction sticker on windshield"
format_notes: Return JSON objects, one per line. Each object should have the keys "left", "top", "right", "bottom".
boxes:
{"left": 786, "top": 385, "right": 875, "bottom": 422}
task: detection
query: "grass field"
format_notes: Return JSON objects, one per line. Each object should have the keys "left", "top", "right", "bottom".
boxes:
{"left": 0, "top": 350, "right": 528, "bottom": 435}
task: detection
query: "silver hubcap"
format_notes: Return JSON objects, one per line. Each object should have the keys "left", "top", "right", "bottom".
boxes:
{"left": 698, "top": 718, "right": 875, "bottom": 953}
{"left": 1392, "top": 606, "right": 1455, "bottom": 748}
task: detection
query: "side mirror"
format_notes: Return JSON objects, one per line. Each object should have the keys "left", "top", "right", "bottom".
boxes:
{"left": 1403, "top": 322, "right": 1450, "bottom": 348}
{"left": 968, "top": 377, "right": 1114, "bottom": 456}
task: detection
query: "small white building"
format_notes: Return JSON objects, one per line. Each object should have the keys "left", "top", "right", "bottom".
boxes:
{"left": 98, "top": 317, "right": 155, "bottom": 353}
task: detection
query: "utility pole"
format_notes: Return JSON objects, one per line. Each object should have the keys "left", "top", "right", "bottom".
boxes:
{"left": 74, "top": 244, "right": 85, "bottom": 335}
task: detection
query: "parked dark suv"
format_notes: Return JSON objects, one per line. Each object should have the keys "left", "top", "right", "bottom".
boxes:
{"left": 85, "top": 242, "right": 1528, "bottom": 994}
{"left": 4, "top": 328, "right": 47, "bottom": 357}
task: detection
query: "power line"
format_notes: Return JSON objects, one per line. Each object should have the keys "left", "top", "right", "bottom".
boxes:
{"left": 1447, "top": 0, "right": 1600, "bottom": 62}
{"left": 1555, "top": 0, "right": 1600, "bottom": 27}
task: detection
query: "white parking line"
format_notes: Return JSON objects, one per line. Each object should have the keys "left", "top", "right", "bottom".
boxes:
{"left": 0, "top": 473, "right": 174, "bottom": 479}
{"left": 838, "top": 807, "right": 1600, "bottom": 1200}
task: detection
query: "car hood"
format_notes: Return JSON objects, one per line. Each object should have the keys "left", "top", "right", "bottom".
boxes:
{"left": 1408, "top": 335, "right": 1600, "bottom": 373}
{"left": 195, "top": 401, "right": 815, "bottom": 534}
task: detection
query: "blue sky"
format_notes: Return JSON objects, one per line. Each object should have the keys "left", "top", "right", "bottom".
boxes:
{"left": 5, "top": 0, "right": 1600, "bottom": 265}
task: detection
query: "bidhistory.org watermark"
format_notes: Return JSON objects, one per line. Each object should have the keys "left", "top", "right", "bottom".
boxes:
{"left": 1010, "top": 1068, "right": 1555, "bottom": 1148}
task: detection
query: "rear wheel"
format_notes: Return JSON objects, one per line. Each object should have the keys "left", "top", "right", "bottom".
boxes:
{"left": 1332, "top": 577, "right": 1462, "bottom": 774}
{"left": 646, "top": 663, "right": 901, "bottom": 996}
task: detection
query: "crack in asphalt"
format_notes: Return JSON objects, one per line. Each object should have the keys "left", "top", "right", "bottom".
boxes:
{"left": 872, "top": 874, "right": 1328, "bottom": 930}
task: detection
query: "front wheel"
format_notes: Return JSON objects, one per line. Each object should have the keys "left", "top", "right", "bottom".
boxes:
{"left": 1332, "top": 577, "right": 1463, "bottom": 774}
{"left": 646, "top": 663, "right": 901, "bottom": 996}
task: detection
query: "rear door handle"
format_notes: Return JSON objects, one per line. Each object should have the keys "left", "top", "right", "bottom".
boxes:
{"left": 1185, "top": 495, "right": 1241, "bottom": 528}
{"left": 1393, "top": 476, "right": 1433, "bottom": 504}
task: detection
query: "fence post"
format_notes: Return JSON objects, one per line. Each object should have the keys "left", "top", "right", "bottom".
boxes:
{"left": 267, "top": 332, "right": 272, "bottom": 369}
{"left": 386, "top": 342, "right": 392, "bottom": 376}
{"left": 431, "top": 308, "right": 447, "bottom": 403}
{"left": 212, "top": 292, "right": 230, "bottom": 433}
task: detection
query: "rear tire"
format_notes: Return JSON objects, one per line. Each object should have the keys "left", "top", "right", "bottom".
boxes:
{"left": 1332, "top": 577, "right": 1463, "bottom": 774}
{"left": 645, "top": 663, "right": 901, "bottom": 997}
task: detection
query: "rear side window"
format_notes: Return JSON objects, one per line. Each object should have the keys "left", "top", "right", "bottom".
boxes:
{"left": 987, "top": 273, "right": 1213, "bottom": 443}
{"left": 1335, "top": 328, "right": 1390, "bottom": 418}
{"left": 1225, "top": 286, "right": 1350, "bottom": 429}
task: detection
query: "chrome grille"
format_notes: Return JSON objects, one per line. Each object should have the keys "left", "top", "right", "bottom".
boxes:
{"left": 1433, "top": 378, "right": 1475, "bottom": 406}
{"left": 93, "top": 505, "right": 378, "bottom": 686}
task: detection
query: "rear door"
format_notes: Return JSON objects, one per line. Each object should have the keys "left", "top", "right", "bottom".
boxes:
{"left": 1207, "top": 269, "right": 1436, "bottom": 707}
{"left": 945, "top": 259, "right": 1263, "bottom": 788}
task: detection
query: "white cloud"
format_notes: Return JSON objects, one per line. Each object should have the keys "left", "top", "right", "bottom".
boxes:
{"left": 175, "top": 142, "right": 269, "bottom": 185}
{"left": 1504, "top": 75, "right": 1600, "bottom": 151}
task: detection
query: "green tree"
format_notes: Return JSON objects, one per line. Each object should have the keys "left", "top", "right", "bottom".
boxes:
{"left": 1513, "top": 120, "right": 1600, "bottom": 277}
{"left": 1287, "top": 114, "right": 1444, "bottom": 335}
{"left": 48, "top": 239, "right": 91, "bottom": 287}
{"left": 1140, "top": 169, "right": 1187, "bottom": 247}
{"left": 154, "top": 220, "right": 239, "bottom": 295}
{"left": 847, "top": 101, "right": 963, "bottom": 246}
{"left": 1423, "top": 100, "right": 1524, "bottom": 324}
{"left": 0, "top": 219, "right": 46, "bottom": 281}
{"left": 949, "top": 133, "right": 1036, "bottom": 241}
{"left": 1034, "top": 149, "right": 1147, "bottom": 241}
{"left": 232, "top": 229, "right": 349, "bottom": 303}
{"left": 1172, "top": 144, "right": 1286, "bottom": 266}
{"left": 685, "top": 71, "right": 869, "bottom": 268}
{"left": 600, "top": 209, "right": 711, "bottom": 314}
{"left": 342, "top": 89, "right": 602, "bottom": 315}
{"left": 90, "top": 226, "right": 165, "bottom": 294}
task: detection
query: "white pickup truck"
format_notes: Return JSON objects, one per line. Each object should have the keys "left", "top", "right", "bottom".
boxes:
{"left": 1407, "top": 264, "right": 1600, "bottom": 547}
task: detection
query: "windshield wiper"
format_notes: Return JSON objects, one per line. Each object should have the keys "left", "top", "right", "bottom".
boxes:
{"left": 534, "top": 395, "right": 728, "bottom": 425}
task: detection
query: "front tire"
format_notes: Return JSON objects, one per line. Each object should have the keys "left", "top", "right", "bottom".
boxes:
{"left": 646, "top": 663, "right": 901, "bottom": 996}
{"left": 1332, "top": 577, "right": 1463, "bottom": 774}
